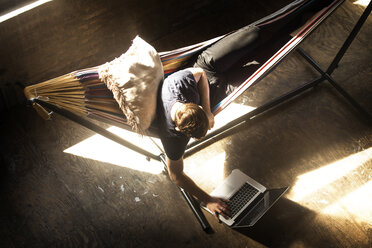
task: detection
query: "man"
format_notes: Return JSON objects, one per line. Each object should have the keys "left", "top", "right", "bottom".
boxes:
{"left": 155, "top": 25, "right": 262, "bottom": 221}
{"left": 156, "top": 67, "right": 230, "bottom": 221}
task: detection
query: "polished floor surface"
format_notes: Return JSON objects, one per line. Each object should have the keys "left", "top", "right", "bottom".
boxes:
{"left": 0, "top": 0, "right": 371, "bottom": 247}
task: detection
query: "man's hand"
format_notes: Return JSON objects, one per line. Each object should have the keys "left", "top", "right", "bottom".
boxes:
{"left": 205, "top": 197, "right": 231, "bottom": 222}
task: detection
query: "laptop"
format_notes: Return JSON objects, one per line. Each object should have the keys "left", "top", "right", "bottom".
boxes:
{"left": 205, "top": 169, "right": 288, "bottom": 228}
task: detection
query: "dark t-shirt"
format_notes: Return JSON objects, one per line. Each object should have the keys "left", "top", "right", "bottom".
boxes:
{"left": 156, "top": 69, "right": 200, "bottom": 160}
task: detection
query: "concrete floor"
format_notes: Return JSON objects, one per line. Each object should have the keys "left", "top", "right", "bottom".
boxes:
{"left": 0, "top": 0, "right": 371, "bottom": 247}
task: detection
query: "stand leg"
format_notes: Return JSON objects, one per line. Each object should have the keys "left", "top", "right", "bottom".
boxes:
{"left": 327, "top": 1, "right": 372, "bottom": 74}
{"left": 159, "top": 155, "right": 213, "bottom": 233}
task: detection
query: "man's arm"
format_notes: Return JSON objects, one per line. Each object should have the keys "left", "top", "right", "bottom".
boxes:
{"left": 188, "top": 67, "right": 215, "bottom": 129}
{"left": 166, "top": 156, "right": 230, "bottom": 220}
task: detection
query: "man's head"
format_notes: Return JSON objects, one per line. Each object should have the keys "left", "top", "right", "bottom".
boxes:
{"left": 174, "top": 103, "right": 209, "bottom": 139}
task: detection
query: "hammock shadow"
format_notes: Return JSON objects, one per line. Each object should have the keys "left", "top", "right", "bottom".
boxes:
{"left": 233, "top": 198, "right": 316, "bottom": 247}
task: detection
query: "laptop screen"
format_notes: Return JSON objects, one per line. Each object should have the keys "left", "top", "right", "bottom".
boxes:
{"left": 233, "top": 187, "right": 289, "bottom": 228}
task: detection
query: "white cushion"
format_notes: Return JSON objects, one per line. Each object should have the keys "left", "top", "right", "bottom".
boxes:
{"left": 98, "top": 36, "right": 164, "bottom": 133}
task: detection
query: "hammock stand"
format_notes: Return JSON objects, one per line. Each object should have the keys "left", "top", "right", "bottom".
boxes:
{"left": 27, "top": 0, "right": 371, "bottom": 233}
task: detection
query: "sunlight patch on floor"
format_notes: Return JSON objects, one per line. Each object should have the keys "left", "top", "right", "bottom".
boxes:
{"left": 322, "top": 180, "right": 372, "bottom": 224}
{"left": 64, "top": 126, "right": 163, "bottom": 174}
{"left": 0, "top": 0, "right": 53, "bottom": 23}
{"left": 63, "top": 102, "right": 256, "bottom": 178}
{"left": 212, "top": 102, "right": 256, "bottom": 131}
{"left": 288, "top": 148, "right": 371, "bottom": 202}
{"left": 184, "top": 150, "right": 226, "bottom": 193}
{"left": 287, "top": 147, "right": 372, "bottom": 224}
{"left": 353, "top": 0, "right": 370, "bottom": 7}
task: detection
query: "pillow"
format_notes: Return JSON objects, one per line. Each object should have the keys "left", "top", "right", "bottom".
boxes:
{"left": 98, "top": 36, "right": 164, "bottom": 133}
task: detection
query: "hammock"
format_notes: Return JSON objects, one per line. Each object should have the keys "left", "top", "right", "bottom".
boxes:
{"left": 25, "top": 0, "right": 343, "bottom": 136}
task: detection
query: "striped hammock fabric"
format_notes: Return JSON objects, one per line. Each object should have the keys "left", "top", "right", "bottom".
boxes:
{"left": 24, "top": 36, "right": 224, "bottom": 128}
{"left": 24, "top": 0, "right": 343, "bottom": 133}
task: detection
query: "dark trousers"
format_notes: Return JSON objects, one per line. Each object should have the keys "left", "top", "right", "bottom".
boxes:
{"left": 194, "top": 0, "right": 333, "bottom": 106}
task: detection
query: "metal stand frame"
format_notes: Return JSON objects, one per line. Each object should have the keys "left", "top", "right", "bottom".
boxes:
{"left": 31, "top": 2, "right": 371, "bottom": 232}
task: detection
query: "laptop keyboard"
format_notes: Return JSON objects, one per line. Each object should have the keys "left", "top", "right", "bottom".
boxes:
{"left": 228, "top": 183, "right": 259, "bottom": 217}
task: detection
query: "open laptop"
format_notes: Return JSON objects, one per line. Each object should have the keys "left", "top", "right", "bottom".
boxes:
{"left": 205, "top": 169, "right": 288, "bottom": 228}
